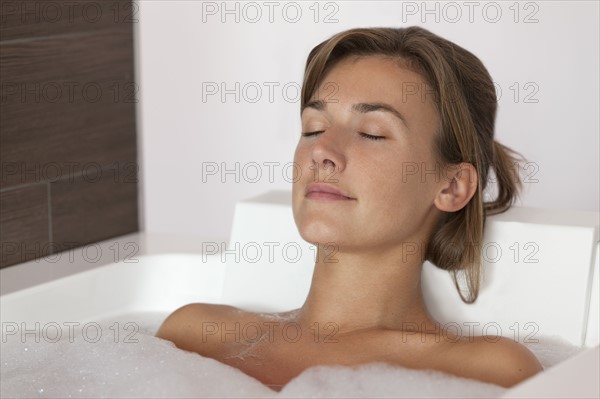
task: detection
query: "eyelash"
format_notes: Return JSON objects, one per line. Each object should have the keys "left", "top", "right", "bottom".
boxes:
{"left": 360, "top": 133, "right": 385, "bottom": 141}
{"left": 301, "top": 131, "right": 385, "bottom": 141}
{"left": 300, "top": 130, "right": 324, "bottom": 138}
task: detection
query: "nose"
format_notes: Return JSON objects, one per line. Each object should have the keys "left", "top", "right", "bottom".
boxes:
{"left": 310, "top": 130, "right": 346, "bottom": 176}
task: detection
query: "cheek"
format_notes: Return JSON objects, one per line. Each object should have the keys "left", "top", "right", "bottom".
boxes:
{"left": 292, "top": 143, "right": 310, "bottom": 178}
{"left": 293, "top": 140, "right": 312, "bottom": 164}
{"left": 292, "top": 148, "right": 303, "bottom": 195}
{"left": 292, "top": 143, "right": 312, "bottom": 213}
{"left": 292, "top": 146, "right": 302, "bottom": 180}
{"left": 357, "top": 150, "right": 438, "bottom": 222}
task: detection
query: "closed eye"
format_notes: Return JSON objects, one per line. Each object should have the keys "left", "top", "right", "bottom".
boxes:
{"left": 300, "top": 131, "right": 385, "bottom": 141}
{"left": 300, "top": 130, "right": 324, "bottom": 138}
{"left": 359, "top": 132, "right": 385, "bottom": 141}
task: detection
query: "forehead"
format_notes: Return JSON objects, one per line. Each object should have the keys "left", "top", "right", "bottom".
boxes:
{"left": 305, "top": 55, "right": 439, "bottom": 130}
{"left": 324, "top": 55, "right": 428, "bottom": 92}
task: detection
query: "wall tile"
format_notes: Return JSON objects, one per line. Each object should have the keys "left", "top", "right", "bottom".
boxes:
{"left": 0, "top": 0, "right": 137, "bottom": 41}
{"left": 0, "top": 0, "right": 138, "bottom": 268}
{"left": 50, "top": 163, "right": 138, "bottom": 253}
{"left": 0, "top": 24, "right": 137, "bottom": 189}
{"left": 0, "top": 183, "right": 50, "bottom": 268}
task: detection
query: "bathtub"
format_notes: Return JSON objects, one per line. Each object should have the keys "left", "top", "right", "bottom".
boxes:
{"left": 1, "top": 190, "right": 599, "bottom": 397}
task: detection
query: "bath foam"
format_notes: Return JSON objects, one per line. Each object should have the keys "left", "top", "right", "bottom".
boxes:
{"left": 0, "top": 312, "right": 584, "bottom": 398}
{"left": 282, "top": 363, "right": 506, "bottom": 398}
{"left": 0, "top": 315, "right": 274, "bottom": 398}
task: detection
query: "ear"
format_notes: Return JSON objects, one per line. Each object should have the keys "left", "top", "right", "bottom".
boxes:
{"left": 434, "top": 162, "right": 478, "bottom": 213}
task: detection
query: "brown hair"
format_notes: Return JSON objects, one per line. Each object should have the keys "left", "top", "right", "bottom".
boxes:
{"left": 301, "top": 26, "right": 526, "bottom": 303}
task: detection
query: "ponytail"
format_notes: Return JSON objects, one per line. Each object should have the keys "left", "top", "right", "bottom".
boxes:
{"left": 485, "top": 141, "right": 526, "bottom": 215}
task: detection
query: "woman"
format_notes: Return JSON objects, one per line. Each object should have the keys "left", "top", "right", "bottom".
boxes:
{"left": 156, "top": 26, "right": 543, "bottom": 390}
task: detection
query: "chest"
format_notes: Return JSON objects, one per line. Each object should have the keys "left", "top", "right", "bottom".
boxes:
{"left": 211, "top": 329, "right": 445, "bottom": 389}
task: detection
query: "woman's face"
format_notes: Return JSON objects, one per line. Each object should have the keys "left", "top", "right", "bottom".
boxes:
{"left": 292, "top": 55, "right": 445, "bottom": 252}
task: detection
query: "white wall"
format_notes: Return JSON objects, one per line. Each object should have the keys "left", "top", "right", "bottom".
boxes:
{"left": 134, "top": 1, "right": 599, "bottom": 241}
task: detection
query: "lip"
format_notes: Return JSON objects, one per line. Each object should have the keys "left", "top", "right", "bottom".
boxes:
{"left": 305, "top": 183, "right": 355, "bottom": 200}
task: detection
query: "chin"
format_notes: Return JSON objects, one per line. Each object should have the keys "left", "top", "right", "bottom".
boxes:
{"left": 297, "top": 221, "right": 331, "bottom": 243}
{"left": 293, "top": 201, "right": 355, "bottom": 247}
{"left": 296, "top": 221, "right": 348, "bottom": 247}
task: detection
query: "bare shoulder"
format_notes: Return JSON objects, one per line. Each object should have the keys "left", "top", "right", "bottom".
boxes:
{"left": 455, "top": 335, "right": 544, "bottom": 387}
{"left": 155, "top": 303, "right": 247, "bottom": 355}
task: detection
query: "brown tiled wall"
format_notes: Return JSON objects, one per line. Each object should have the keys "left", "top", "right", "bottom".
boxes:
{"left": 0, "top": 0, "right": 138, "bottom": 268}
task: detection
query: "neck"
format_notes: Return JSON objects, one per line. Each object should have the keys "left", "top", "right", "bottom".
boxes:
{"left": 295, "top": 241, "right": 435, "bottom": 335}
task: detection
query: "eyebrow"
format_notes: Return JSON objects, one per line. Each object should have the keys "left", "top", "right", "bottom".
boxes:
{"left": 301, "top": 99, "right": 407, "bottom": 127}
